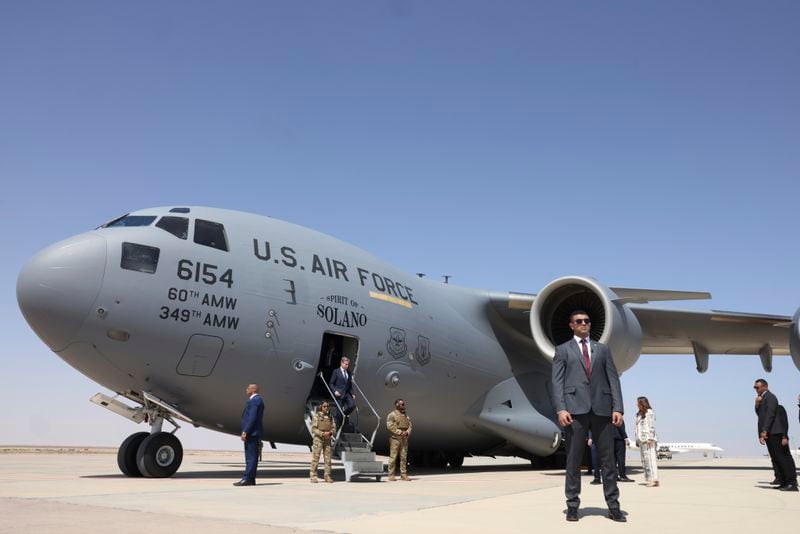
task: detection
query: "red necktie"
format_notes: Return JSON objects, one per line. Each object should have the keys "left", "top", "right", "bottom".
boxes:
{"left": 581, "top": 339, "right": 591, "bottom": 377}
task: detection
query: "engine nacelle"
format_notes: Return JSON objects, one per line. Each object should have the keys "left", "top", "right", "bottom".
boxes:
{"left": 789, "top": 307, "right": 800, "bottom": 372}
{"left": 530, "top": 276, "right": 642, "bottom": 373}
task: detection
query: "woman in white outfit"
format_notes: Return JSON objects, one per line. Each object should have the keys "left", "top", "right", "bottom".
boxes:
{"left": 635, "top": 396, "right": 659, "bottom": 487}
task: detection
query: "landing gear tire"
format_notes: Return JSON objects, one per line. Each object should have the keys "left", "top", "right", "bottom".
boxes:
{"left": 445, "top": 453, "right": 464, "bottom": 469}
{"left": 136, "top": 432, "right": 183, "bottom": 478}
{"left": 117, "top": 432, "right": 149, "bottom": 477}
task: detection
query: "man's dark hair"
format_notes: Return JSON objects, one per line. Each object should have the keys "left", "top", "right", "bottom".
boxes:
{"left": 395, "top": 398, "right": 405, "bottom": 406}
{"left": 755, "top": 378, "right": 768, "bottom": 387}
{"left": 569, "top": 310, "right": 590, "bottom": 321}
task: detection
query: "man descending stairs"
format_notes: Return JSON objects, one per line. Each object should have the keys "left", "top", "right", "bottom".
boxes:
{"left": 306, "top": 372, "right": 386, "bottom": 482}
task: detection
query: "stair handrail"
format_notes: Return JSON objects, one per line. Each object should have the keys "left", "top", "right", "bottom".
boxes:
{"left": 351, "top": 377, "right": 380, "bottom": 449}
{"left": 316, "top": 372, "right": 346, "bottom": 444}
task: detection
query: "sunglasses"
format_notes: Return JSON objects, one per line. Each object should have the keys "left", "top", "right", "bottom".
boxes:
{"left": 572, "top": 319, "right": 591, "bottom": 325}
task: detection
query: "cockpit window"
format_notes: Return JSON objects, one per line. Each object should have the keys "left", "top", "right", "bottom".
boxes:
{"left": 104, "top": 215, "right": 157, "bottom": 228}
{"left": 156, "top": 216, "right": 189, "bottom": 240}
{"left": 121, "top": 242, "right": 160, "bottom": 274}
{"left": 194, "top": 219, "right": 228, "bottom": 251}
{"left": 169, "top": 207, "right": 191, "bottom": 213}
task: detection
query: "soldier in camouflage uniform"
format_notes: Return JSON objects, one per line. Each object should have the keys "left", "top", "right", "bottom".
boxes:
{"left": 386, "top": 398, "right": 412, "bottom": 481}
{"left": 310, "top": 401, "right": 336, "bottom": 483}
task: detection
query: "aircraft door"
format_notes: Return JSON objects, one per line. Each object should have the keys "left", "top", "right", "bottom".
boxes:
{"left": 310, "top": 332, "right": 360, "bottom": 400}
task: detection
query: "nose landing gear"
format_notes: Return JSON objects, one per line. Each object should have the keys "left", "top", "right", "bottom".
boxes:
{"left": 135, "top": 431, "right": 183, "bottom": 477}
{"left": 92, "top": 391, "right": 191, "bottom": 478}
{"left": 117, "top": 432, "right": 149, "bottom": 477}
{"left": 117, "top": 428, "right": 184, "bottom": 477}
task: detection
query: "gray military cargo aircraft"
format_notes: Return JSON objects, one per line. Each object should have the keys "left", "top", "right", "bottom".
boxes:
{"left": 16, "top": 206, "right": 800, "bottom": 478}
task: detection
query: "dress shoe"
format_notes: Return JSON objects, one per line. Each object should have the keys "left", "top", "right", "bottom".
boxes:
{"left": 590, "top": 479, "right": 602, "bottom": 485}
{"left": 618, "top": 477, "right": 635, "bottom": 482}
{"left": 778, "top": 484, "right": 799, "bottom": 492}
{"left": 608, "top": 509, "right": 627, "bottom": 522}
{"left": 233, "top": 479, "right": 255, "bottom": 486}
{"left": 566, "top": 508, "right": 579, "bottom": 522}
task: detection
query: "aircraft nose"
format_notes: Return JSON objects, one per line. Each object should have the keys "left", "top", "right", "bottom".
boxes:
{"left": 17, "top": 233, "right": 107, "bottom": 351}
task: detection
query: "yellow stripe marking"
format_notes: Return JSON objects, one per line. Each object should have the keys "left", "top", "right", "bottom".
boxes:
{"left": 369, "top": 291, "right": 413, "bottom": 309}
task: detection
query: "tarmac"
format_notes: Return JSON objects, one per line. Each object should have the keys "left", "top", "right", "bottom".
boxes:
{"left": 1, "top": 447, "right": 798, "bottom": 533}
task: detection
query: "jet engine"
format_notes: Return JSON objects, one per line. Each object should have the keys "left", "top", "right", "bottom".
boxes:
{"left": 789, "top": 307, "right": 800, "bottom": 372}
{"left": 529, "top": 276, "right": 642, "bottom": 373}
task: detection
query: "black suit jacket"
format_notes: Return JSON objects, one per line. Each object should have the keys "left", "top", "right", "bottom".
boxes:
{"left": 613, "top": 420, "right": 628, "bottom": 441}
{"left": 329, "top": 367, "right": 353, "bottom": 399}
{"left": 756, "top": 390, "right": 780, "bottom": 436}
{"left": 776, "top": 404, "right": 789, "bottom": 435}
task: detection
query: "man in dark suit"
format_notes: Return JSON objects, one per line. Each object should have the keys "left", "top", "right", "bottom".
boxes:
{"left": 552, "top": 310, "right": 626, "bottom": 522}
{"left": 234, "top": 383, "right": 265, "bottom": 486}
{"left": 754, "top": 379, "right": 798, "bottom": 491}
{"left": 614, "top": 420, "right": 633, "bottom": 482}
{"left": 776, "top": 404, "right": 798, "bottom": 489}
{"left": 329, "top": 356, "right": 358, "bottom": 432}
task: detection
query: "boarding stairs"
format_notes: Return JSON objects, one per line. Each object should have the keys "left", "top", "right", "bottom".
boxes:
{"left": 305, "top": 373, "right": 385, "bottom": 482}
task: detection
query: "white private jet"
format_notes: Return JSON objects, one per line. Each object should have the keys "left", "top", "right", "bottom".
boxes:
{"left": 628, "top": 441, "right": 724, "bottom": 458}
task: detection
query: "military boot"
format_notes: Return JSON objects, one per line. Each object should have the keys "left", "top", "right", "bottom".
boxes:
{"left": 324, "top": 476, "right": 334, "bottom": 483}
{"left": 388, "top": 475, "right": 396, "bottom": 481}
{"left": 401, "top": 474, "right": 410, "bottom": 481}
{"left": 310, "top": 477, "right": 318, "bottom": 483}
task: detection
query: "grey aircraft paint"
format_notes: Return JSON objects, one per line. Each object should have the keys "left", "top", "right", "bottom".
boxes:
{"left": 16, "top": 206, "right": 800, "bottom": 476}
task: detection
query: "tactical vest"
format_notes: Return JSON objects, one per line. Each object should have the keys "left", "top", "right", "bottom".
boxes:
{"left": 318, "top": 415, "right": 332, "bottom": 432}
{"left": 395, "top": 412, "right": 410, "bottom": 430}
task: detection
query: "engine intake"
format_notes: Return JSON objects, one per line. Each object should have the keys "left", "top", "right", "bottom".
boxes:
{"left": 530, "top": 276, "right": 643, "bottom": 373}
{"left": 790, "top": 307, "right": 800, "bottom": 372}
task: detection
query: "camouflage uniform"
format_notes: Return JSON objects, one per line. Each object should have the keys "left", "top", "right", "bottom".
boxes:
{"left": 310, "top": 409, "right": 336, "bottom": 482}
{"left": 387, "top": 409, "right": 412, "bottom": 480}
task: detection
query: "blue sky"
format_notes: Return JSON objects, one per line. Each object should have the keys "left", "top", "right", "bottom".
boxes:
{"left": 1, "top": 1, "right": 799, "bottom": 455}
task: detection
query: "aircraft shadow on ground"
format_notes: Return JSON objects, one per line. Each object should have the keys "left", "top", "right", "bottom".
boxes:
{"left": 542, "top": 464, "right": 774, "bottom": 477}
{"left": 656, "top": 465, "right": 773, "bottom": 471}
{"left": 82, "top": 460, "right": 777, "bottom": 480}
{"left": 80, "top": 458, "right": 547, "bottom": 480}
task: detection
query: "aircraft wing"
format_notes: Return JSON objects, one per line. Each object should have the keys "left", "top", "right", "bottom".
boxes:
{"left": 630, "top": 306, "right": 791, "bottom": 372}
{"left": 489, "top": 279, "right": 799, "bottom": 373}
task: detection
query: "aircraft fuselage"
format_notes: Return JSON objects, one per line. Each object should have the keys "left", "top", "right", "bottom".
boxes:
{"left": 17, "top": 207, "right": 560, "bottom": 458}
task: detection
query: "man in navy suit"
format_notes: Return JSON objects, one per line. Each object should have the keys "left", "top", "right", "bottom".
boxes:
{"left": 234, "top": 383, "right": 265, "bottom": 486}
{"left": 329, "top": 356, "right": 358, "bottom": 432}
{"left": 552, "top": 310, "right": 626, "bottom": 522}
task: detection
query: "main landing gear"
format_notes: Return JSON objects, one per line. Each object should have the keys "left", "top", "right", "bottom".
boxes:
{"left": 91, "top": 391, "right": 190, "bottom": 478}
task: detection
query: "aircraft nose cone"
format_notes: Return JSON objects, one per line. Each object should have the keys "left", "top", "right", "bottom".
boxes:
{"left": 17, "top": 233, "right": 107, "bottom": 351}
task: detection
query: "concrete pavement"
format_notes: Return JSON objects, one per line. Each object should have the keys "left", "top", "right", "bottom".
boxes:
{"left": 1, "top": 448, "right": 798, "bottom": 533}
